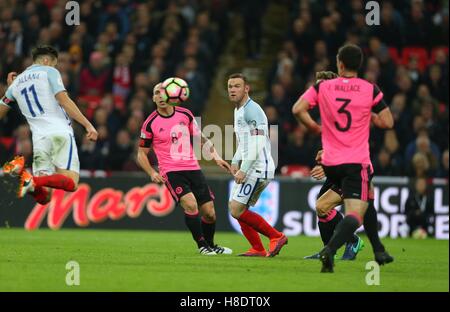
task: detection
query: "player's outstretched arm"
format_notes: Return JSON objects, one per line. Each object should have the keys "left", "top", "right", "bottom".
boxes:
{"left": 292, "top": 98, "right": 321, "bottom": 135}
{"left": 56, "top": 92, "right": 98, "bottom": 141}
{"left": 371, "top": 107, "right": 394, "bottom": 129}
{"left": 0, "top": 72, "right": 17, "bottom": 119}
{"left": 136, "top": 146, "right": 165, "bottom": 183}
{"left": 0, "top": 101, "right": 10, "bottom": 120}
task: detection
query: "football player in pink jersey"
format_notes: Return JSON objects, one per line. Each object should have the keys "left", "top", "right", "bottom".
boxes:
{"left": 293, "top": 44, "right": 393, "bottom": 272}
{"left": 137, "top": 83, "right": 233, "bottom": 256}
{"left": 302, "top": 72, "right": 394, "bottom": 265}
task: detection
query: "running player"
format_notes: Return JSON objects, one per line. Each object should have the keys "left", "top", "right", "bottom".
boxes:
{"left": 292, "top": 44, "right": 393, "bottom": 272}
{"left": 0, "top": 45, "right": 98, "bottom": 204}
{"left": 303, "top": 72, "right": 392, "bottom": 264}
{"left": 137, "top": 83, "right": 232, "bottom": 256}
{"left": 307, "top": 150, "right": 394, "bottom": 265}
{"left": 227, "top": 73, "right": 288, "bottom": 257}
{"left": 303, "top": 71, "right": 365, "bottom": 261}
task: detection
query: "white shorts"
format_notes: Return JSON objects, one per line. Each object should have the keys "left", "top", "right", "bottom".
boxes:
{"left": 32, "top": 133, "right": 80, "bottom": 176}
{"left": 229, "top": 176, "right": 271, "bottom": 207}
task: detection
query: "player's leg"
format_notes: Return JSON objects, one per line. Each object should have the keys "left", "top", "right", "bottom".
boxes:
{"left": 320, "top": 164, "right": 370, "bottom": 272}
{"left": 363, "top": 183, "right": 394, "bottom": 265}
{"left": 228, "top": 180, "right": 266, "bottom": 256}
{"left": 304, "top": 186, "right": 342, "bottom": 259}
{"left": 305, "top": 179, "right": 363, "bottom": 260}
{"left": 229, "top": 177, "right": 287, "bottom": 257}
{"left": 189, "top": 171, "right": 217, "bottom": 248}
{"left": 316, "top": 187, "right": 344, "bottom": 246}
{"left": 199, "top": 201, "right": 233, "bottom": 254}
{"left": 166, "top": 171, "right": 215, "bottom": 255}
{"left": 2, "top": 155, "right": 50, "bottom": 204}
{"left": 17, "top": 134, "right": 79, "bottom": 198}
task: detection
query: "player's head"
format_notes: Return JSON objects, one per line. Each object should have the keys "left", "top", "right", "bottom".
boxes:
{"left": 31, "top": 45, "right": 58, "bottom": 67}
{"left": 336, "top": 44, "right": 363, "bottom": 76}
{"left": 152, "top": 83, "right": 168, "bottom": 108}
{"left": 315, "top": 71, "right": 338, "bottom": 83}
{"left": 227, "top": 73, "right": 250, "bottom": 104}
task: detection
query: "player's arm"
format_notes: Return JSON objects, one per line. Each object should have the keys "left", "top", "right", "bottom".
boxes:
{"left": 47, "top": 67, "right": 98, "bottom": 141}
{"left": 371, "top": 108, "right": 394, "bottom": 129}
{"left": 292, "top": 97, "right": 321, "bottom": 134}
{"left": 371, "top": 85, "right": 394, "bottom": 129}
{"left": 56, "top": 92, "right": 98, "bottom": 141}
{"left": 0, "top": 100, "right": 11, "bottom": 119}
{"left": 136, "top": 146, "right": 165, "bottom": 183}
{"left": 231, "top": 137, "right": 242, "bottom": 174}
{"left": 137, "top": 129, "right": 165, "bottom": 183}
{"left": 0, "top": 75, "right": 16, "bottom": 119}
{"left": 311, "top": 149, "right": 326, "bottom": 180}
{"left": 292, "top": 83, "right": 322, "bottom": 134}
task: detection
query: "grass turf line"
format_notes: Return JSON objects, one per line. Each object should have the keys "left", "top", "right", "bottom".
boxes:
{"left": 0, "top": 228, "right": 447, "bottom": 292}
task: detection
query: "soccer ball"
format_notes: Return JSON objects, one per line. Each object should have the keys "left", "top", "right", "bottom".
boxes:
{"left": 160, "top": 77, "right": 190, "bottom": 106}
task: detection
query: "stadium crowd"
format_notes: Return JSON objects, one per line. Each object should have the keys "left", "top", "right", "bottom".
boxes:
{"left": 0, "top": 0, "right": 229, "bottom": 171}
{"left": 0, "top": 0, "right": 448, "bottom": 180}
{"left": 268, "top": 0, "right": 448, "bottom": 179}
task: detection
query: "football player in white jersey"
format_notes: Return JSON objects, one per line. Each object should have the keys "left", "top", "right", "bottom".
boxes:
{"left": 0, "top": 45, "right": 98, "bottom": 204}
{"left": 227, "top": 73, "right": 288, "bottom": 257}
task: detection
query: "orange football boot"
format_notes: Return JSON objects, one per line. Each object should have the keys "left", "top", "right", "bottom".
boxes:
{"left": 3, "top": 155, "right": 25, "bottom": 177}
{"left": 267, "top": 234, "right": 288, "bottom": 257}
{"left": 17, "top": 170, "right": 35, "bottom": 198}
{"left": 238, "top": 248, "right": 268, "bottom": 257}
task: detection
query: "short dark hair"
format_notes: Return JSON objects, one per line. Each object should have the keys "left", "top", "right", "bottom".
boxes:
{"left": 337, "top": 44, "right": 363, "bottom": 72}
{"left": 228, "top": 73, "right": 248, "bottom": 85}
{"left": 31, "top": 45, "right": 58, "bottom": 61}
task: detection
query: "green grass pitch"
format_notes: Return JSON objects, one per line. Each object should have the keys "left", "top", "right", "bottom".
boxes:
{"left": 0, "top": 228, "right": 448, "bottom": 292}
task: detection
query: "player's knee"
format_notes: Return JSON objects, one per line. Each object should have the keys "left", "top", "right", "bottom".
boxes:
{"left": 71, "top": 180, "right": 78, "bottom": 191}
{"left": 182, "top": 200, "right": 198, "bottom": 214}
{"left": 228, "top": 202, "right": 243, "bottom": 219}
{"left": 203, "top": 210, "right": 216, "bottom": 222}
{"left": 316, "top": 200, "right": 330, "bottom": 217}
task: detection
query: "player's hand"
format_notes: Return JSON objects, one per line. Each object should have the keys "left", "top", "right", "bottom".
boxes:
{"left": 315, "top": 149, "right": 323, "bottom": 164}
{"left": 7, "top": 72, "right": 17, "bottom": 86}
{"left": 311, "top": 165, "right": 326, "bottom": 180}
{"left": 234, "top": 170, "right": 247, "bottom": 184}
{"left": 85, "top": 125, "right": 98, "bottom": 141}
{"left": 216, "top": 159, "right": 232, "bottom": 173}
{"left": 230, "top": 164, "right": 239, "bottom": 175}
{"left": 150, "top": 171, "right": 165, "bottom": 184}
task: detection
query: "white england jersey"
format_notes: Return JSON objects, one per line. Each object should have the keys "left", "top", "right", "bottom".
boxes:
{"left": 233, "top": 98, "right": 275, "bottom": 179}
{"left": 3, "top": 64, "right": 73, "bottom": 139}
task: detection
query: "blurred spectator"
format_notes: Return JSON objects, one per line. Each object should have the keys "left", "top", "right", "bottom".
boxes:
{"left": 411, "top": 152, "right": 431, "bottom": 178}
{"left": 113, "top": 53, "right": 132, "bottom": 100}
{"left": 240, "top": 0, "right": 268, "bottom": 59}
{"left": 405, "top": 178, "right": 433, "bottom": 238}
{"left": 0, "top": 1, "right": 448, "bottom": 176}
{"left": 79, "top": 51, "right": 111, "bottom": 97}
{"left": 437, "top": 149, "right": 449, "bottom": 178}
{"left": 281, "top": 126, "right": 315, "bottom": 168}
{"left": 108, "top": 129, "right": 133, "bottom": 170}
{"left": 405, "top": 131, "right": 440, "bottom": 174}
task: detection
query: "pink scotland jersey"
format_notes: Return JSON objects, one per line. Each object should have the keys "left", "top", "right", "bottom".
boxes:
{"left": 139, "top": 106, "right": 201, "bottom": 175}
{"left": 300, "top": 76, "right": 387, "bottom": 167}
